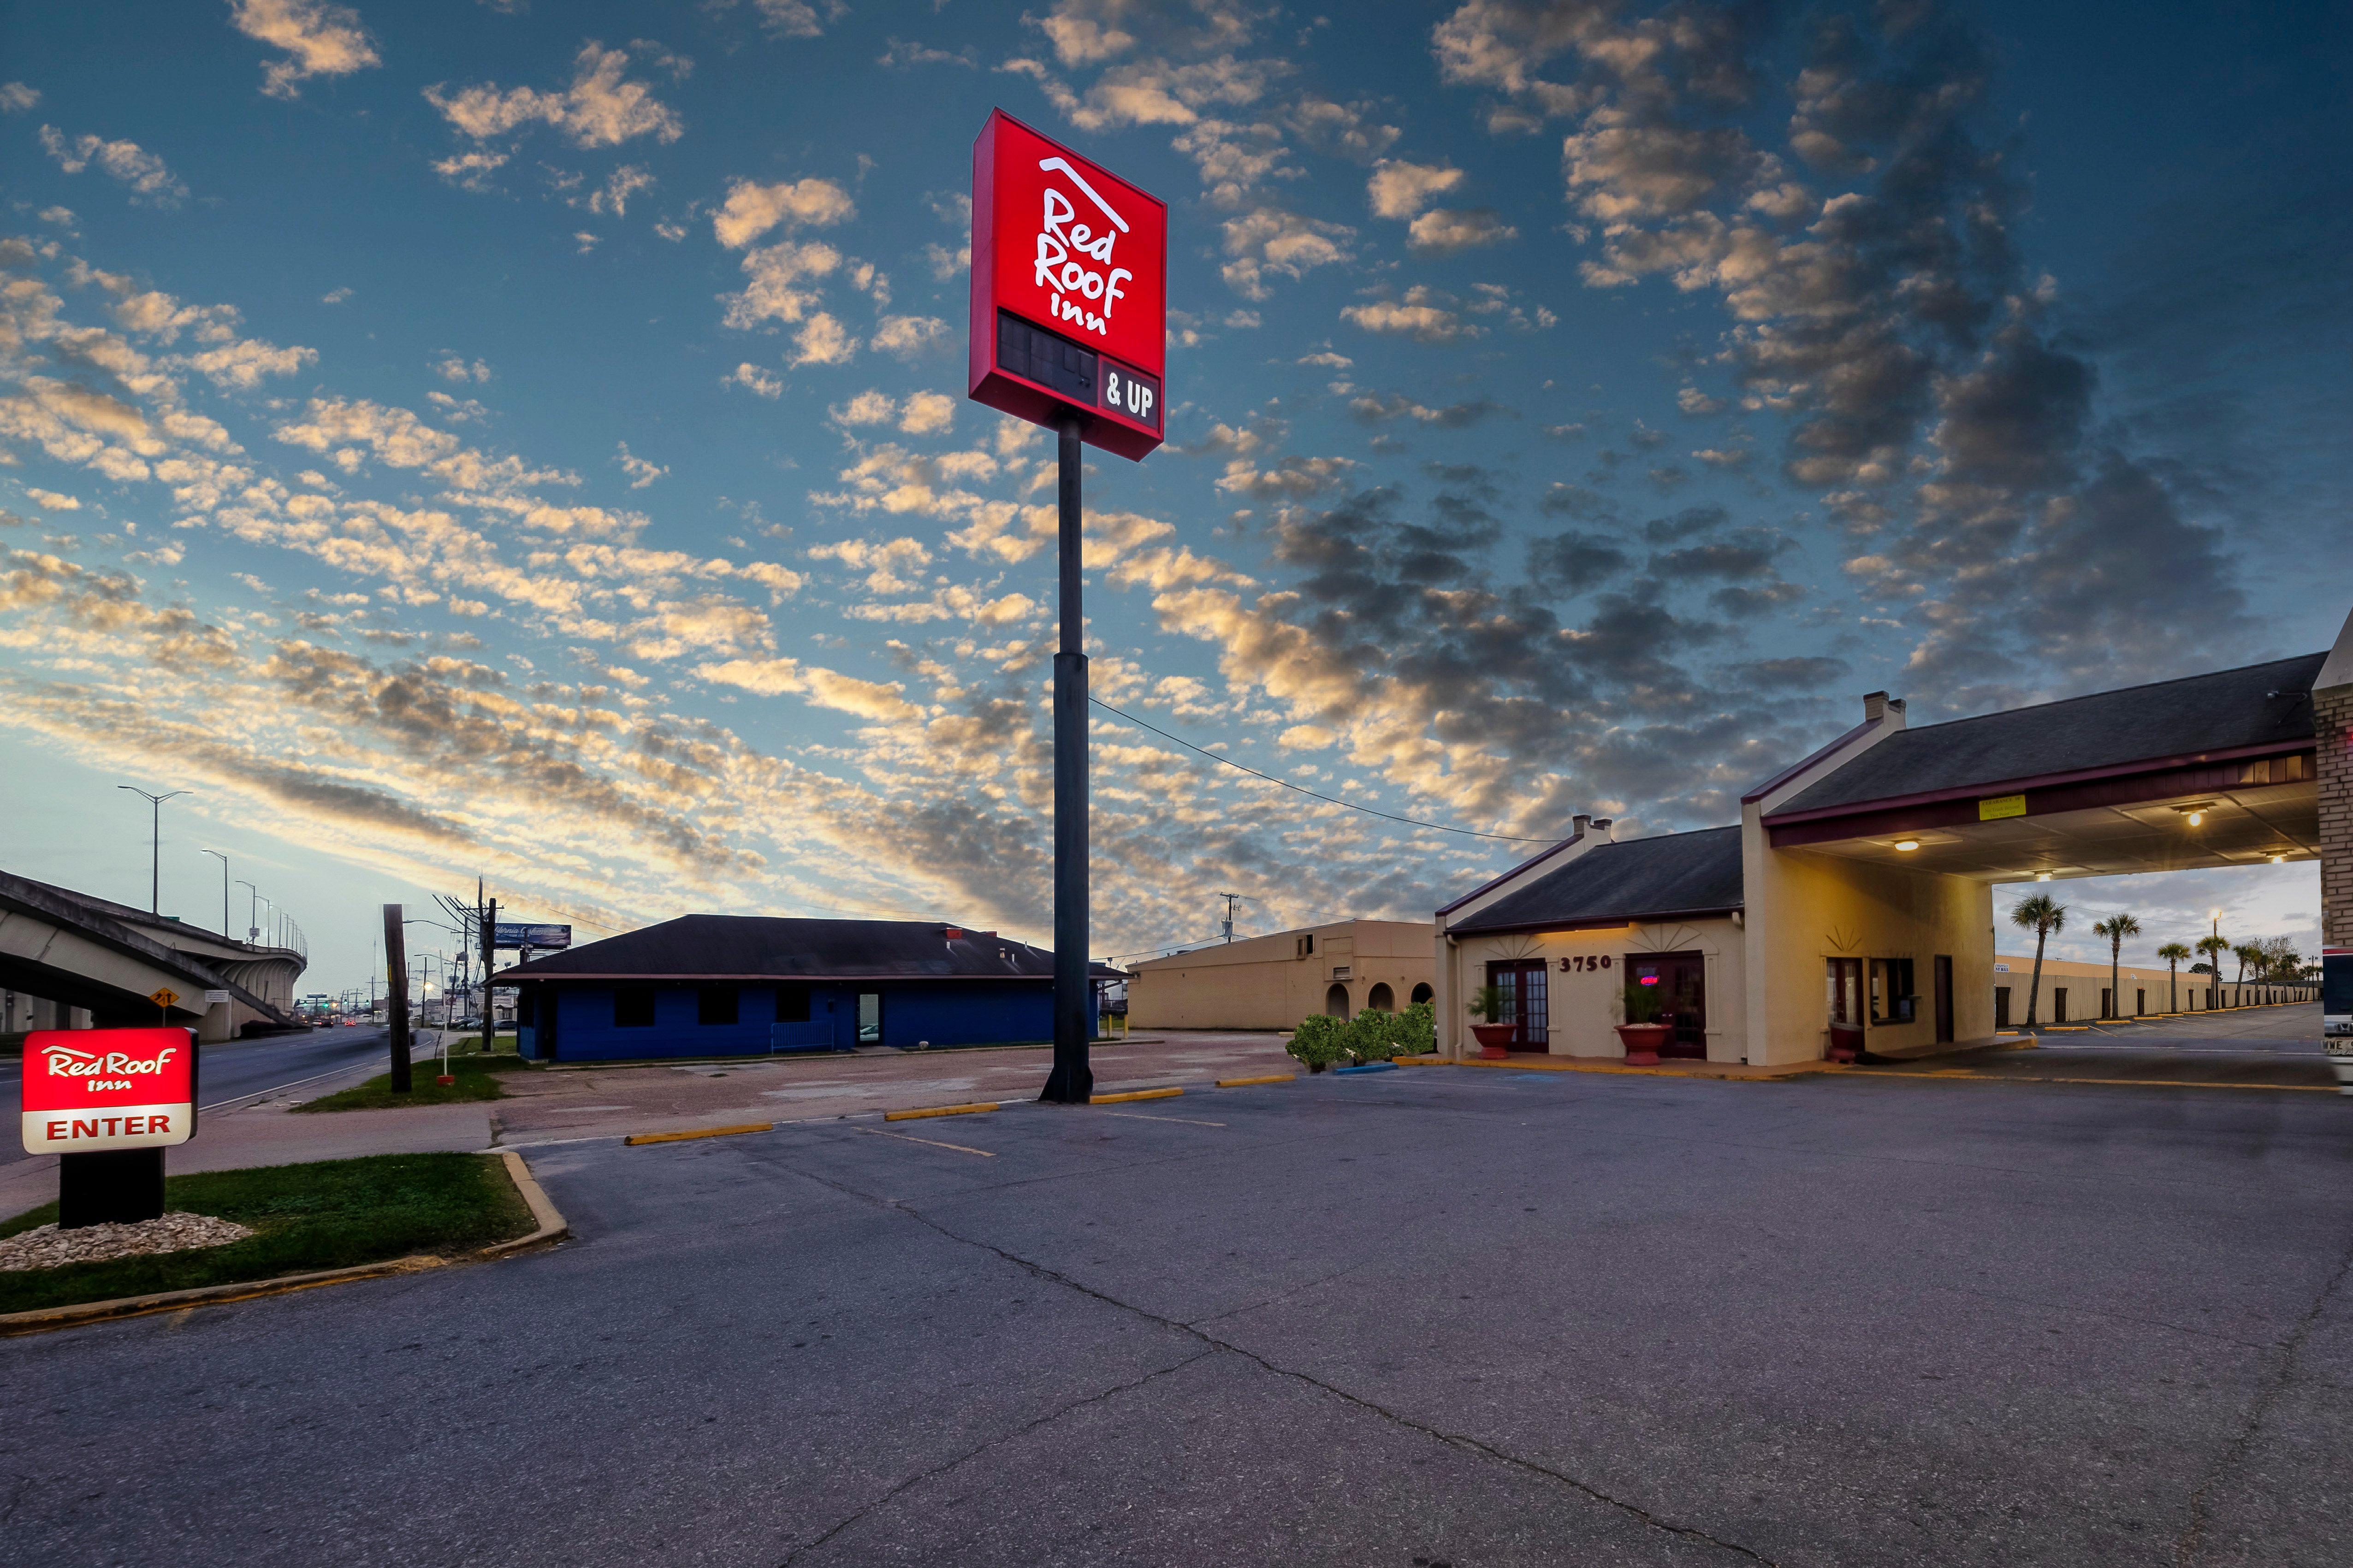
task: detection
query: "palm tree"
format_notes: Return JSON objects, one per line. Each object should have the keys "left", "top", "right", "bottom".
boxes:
{"left": 2196, "top": 933, "right": 2230, "bottom": 1008}
{"left": 2010, "top": 893, "right": 2066, "bottom": 1029}
{"left": 2092, "top": 913, "right": 2141, "bottom": 1017}
{"left": 2156, "top": 942, "right": 2191, "bottom": 1014}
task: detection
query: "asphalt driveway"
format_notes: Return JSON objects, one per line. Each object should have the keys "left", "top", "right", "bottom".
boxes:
{"left": 5, "top": 1059, "right": 2349, "bottom": 1566}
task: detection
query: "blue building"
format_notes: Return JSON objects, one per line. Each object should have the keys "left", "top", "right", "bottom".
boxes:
{"left": 495, "top": 916, "right": 1105, "bottom": 1062}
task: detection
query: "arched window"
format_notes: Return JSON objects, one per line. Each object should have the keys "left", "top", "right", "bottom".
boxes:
{"left": 1325, "top": 982, "right": 1351, "bottom": 1021}
{"left": 1410, "top": 982, "right": 1433, "bottom": 1005}
{"left": 1367, "top": 983, "right": 1394, "bottom": 1012}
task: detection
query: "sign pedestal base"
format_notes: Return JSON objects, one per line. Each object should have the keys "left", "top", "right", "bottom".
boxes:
{"left": 59, "top": 1148, "right": 166, "bottom": 1229}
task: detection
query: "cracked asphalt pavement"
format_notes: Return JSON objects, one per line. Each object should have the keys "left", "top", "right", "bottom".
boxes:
{"left": 6, "top": 1052, "right": 2352, "bottom": 1565}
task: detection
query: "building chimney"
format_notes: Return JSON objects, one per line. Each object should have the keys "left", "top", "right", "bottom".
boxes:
{"left": 1589, "top": 818, "right": 1614, "bottom": 840}
{"left": 1863, "top": 690, "right": 1890, "bottom": 723}
{"left": 1571, "top": 813, "right": 1590, "bottom": 839}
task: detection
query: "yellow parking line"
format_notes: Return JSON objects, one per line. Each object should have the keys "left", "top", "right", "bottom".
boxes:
{"left": 1091, "top": 1087, "right": 1183, "bottom": 1104}
{"left": 624, "top": 1122, "right": 773, "bottom": 1146}
{"left": 884, "top": 1101, "right": 1000, "bottom": 1122}
{"left": 1216, "top": 1074, "right": 1295, "bottom": 1087}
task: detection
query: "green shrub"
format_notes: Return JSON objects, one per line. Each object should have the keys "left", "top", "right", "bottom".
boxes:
{"left": 1342, "top": 1012, "right": 1395, "bottom": 1064}
{"left": 1394, "top": 999, "right": 1436, "bottom": 1055}
{"left": 1287, "top": 1014, "right": 1350, "bottom": 1069}
{"left": 1623, "top": 980, "right": 1665, "bottom": 1024}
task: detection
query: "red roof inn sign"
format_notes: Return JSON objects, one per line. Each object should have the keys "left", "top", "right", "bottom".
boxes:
{"left": 969, "top": 110, "right": 1167, "bottom": 460}
{"left": 20, "top": 1028, "right": 197, "bottom": 1155}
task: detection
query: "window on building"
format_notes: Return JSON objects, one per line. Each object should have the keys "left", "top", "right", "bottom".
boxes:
{"left": 1410, "top": 982, "right": 1434, "bottom": 1005}
{"left": 1828, "top": 958, "right": 1863, "bottom": 1025}
{"left": 1868, "top": 958, "right": 1916, "bottom": 1025}
{"left": 1367, "top": 983, "right": 1394, "bottom": 1012}
{"left": 858, "top": 992, "right": 881, "bottom": 1044}
{"left": 1296, "top": 933, "right": 1316, "bottom": 958}
{"left": 775, "top": 985, "right": 812, "bottom": 1024}
{"left": 697, "top": 987, "right": 739, "bottom": 1026}
{"left": 614, "top": 988, "right": 656, "bottom": 1028}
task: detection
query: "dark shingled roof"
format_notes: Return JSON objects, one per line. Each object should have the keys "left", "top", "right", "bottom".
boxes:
{"left": 1449, "top": 827, "right": 1744, "bottom": 935}
{"left": 1767, "top": 653, "right": 2325, "bottom": 818}
{"left": 498, "top": 916, "right": 1116, "bottom": 982}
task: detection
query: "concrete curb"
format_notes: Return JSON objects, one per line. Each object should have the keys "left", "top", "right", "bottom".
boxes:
{"left": 624, "top": 1122, "right": 773, "bottom": 1146}
{"left": 0, "top": 1149, "right": 569, "bottom": 1338}
{"left": 1215, "top": 1074, "right": 1295, "bottom": 1087}
{"left": 1091, "top": 1087, "right": 1182, "bottom": 1104}
{"left": 884, "top": 1102, "right": 1000, "bottom": 1122}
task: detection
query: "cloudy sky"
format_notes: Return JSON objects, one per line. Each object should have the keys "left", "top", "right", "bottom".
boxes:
{"left": 1, "top": 0, "right": 2345, "bottom": 994}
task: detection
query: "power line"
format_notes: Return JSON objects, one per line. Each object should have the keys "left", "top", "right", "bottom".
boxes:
{"left": 1088, "top": 697, "right": 1563, "bottom": 845}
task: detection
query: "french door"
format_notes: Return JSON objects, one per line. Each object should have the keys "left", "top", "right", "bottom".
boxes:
{"left": 1485, "top": 960, "right": 1549, "bottom": 1051}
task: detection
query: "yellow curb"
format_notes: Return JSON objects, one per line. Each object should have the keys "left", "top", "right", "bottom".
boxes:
{"left": 1216, "top": 1074, "right": 1296, "bottom": 1087}
{"left": 2041, "top": 1025, "right": 2092, "bottom": 1032}
{"left": 0, "top": 1150, "right": 568, "bottom": 1337}
{"left": 624, "top": 1122, "right": 773, "bottom": 1146}
{"left": 1091, "top": 1087, "right": 1183, "bottom": 1104}
{"left": 480, "top": 1149, "right": 569, "bottom": 1257}
{"left": 884, "top": 1102, "right": 1000, "bottom": 1122}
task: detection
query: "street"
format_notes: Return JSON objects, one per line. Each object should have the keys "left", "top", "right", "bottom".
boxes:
{"left": 6, "top": 1040, "right": 2350, "bottom": 1566}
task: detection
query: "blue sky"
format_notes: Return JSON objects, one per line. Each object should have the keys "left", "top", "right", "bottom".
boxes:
{"left": 1, "top": 0, "right": 2345, "bottom": 996}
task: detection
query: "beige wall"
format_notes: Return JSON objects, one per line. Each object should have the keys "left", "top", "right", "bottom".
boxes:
{"left": 1991, "top": 954, "right": 2314, "bottom": 1017}
{"left": 1743, "top": 840, "right": 1996, "bottom": 1064}
{"left": 1127, "top": 919, "right": 1434, "bottom": 1030}
{"left": 1444, "top": 918, "right": 1749, "bottom": 1062}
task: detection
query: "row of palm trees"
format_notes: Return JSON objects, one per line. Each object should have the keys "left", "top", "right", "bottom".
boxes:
{"left": 2006, "top": 894, "right": 2305, "bottom": 1028}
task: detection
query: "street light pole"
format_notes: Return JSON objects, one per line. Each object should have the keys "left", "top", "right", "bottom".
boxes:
{"left": 201, "top": 849, "right": 230, "bottom": 939}
{"left": 116, "top": 785, "right": 191, "bottom": 914}
{"left": 237, "top": 880, "right": 261, "bottom": 944}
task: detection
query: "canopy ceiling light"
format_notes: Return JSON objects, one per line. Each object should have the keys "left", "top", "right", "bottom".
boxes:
{"left": 2036, "top": 872, "right": 2053, "bottom": 882}
{"left": 2175, "top": 801, "right": 2215, "bottom": 827}
{"left": 1894, "top": 839, "right": 1920, "bottom": 852}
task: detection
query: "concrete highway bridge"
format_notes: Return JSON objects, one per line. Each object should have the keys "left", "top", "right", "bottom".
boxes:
{"left": 0, "top": 870, "right": 307, "bottom": 1042}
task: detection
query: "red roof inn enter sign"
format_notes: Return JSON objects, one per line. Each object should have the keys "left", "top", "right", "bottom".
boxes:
{"left": 20, "top": 1027, "right": 197, "bottom": 1154}
{"left": 969, "top": 110, "right": 1167, "bottom": 460}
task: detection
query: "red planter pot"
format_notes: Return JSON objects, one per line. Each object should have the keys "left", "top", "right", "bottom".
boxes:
{"left": 1827, "top": 1022, "right": 1865, "bottom": 1063}
{"left": 1614, "top": 1022, "right": 1672, "bottom": 1066}
{"left": 1469, "top": 1023, "right": 1517, "bottom": 1059}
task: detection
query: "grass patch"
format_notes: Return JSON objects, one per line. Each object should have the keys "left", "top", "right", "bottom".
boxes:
{"left": 295, "top": 1053, "right": 526, "bottom": 1112}
{"left": 0, "top": 1152, "right": 534, "bottom": 1315}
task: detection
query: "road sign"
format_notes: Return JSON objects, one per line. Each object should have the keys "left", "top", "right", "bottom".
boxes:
{"left": 21, "top": 1027, "right": 198, "bottom": 1154}
{"left": 203, "top": 989, "right": 231, "bottom": 1006}
{"left": 969, "top": 109, "right": 1166, "bottom": 460}
{"left": 148, "top": 986, "right": 179, "bottom": 1008}
{"left": 494, "top": 922, "right": 571, "bottom": 950}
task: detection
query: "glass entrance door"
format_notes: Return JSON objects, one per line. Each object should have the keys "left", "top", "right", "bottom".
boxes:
{"left": 1485, "top": 960, "right": 1549, "bottom": 1050}
{"left": 1630, "top": 952, "right": 1706, "bottom": 1058}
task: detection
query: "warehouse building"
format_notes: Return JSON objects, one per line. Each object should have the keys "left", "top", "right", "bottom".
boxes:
{"left": 497, "top": 916, "right": 1108, "bottom": 1062}
{"left": 1126, "top": 919, "right": 1434, "bottom": 1031}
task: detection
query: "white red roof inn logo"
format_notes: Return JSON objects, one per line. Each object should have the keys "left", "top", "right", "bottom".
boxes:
{"left": 1031, "top": 157, "right": 1133, "bottom": 339}
{"left": 21, "top": 1026, "right": 197, "bottom": 1154}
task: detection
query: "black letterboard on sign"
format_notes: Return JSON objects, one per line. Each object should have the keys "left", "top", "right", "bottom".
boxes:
{"left": 997, "top": 312, "right": 1161, "bottom": 434}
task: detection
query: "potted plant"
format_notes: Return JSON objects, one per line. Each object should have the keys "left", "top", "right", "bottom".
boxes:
{"left": 1466, "top": 985, "right": 1516, "bottom": 1058}
{"left": 1616, "top": 981, "right": 1673, "bottom": 1065}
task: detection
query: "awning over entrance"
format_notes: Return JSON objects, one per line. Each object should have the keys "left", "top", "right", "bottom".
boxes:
{"left": 1759, "top": 653, "right": 2323, "bottom": 882}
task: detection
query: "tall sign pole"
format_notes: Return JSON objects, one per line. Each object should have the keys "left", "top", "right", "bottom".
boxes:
{"left": 968, "top": 109, "right": 1166, "bottom": 1105}
{"left": 481, "top": 896, "right": 498, "bottom": 1059}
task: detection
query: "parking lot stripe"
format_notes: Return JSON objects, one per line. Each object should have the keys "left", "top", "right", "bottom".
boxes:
{"left": 883, "top": 1101, "right": 1001, "bottom": 1122}
{"left": 1091, "top": 1087, "right": 1183, "bottom": 1104}
{"left": 623, "top": 1122, "right": 775, "bottom": 1146}
{"left": 1216, "top": 1074, "right": 1295, "bottom": 1087}
{"left": 855, "top": 1126, "right": 996, "bottom": 1157}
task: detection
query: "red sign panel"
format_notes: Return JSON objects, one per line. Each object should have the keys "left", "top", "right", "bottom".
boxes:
{"left": 969, "top": 109, "right": 1167, "bottom": 460}
{"left": 20, "top": 1028, "right": 197, "bottom": 1154}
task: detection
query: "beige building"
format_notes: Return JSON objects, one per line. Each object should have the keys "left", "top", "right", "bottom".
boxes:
{"left": 1992, "top": 954, "right": 2313, "bottom": 1025}
{"left": 1126, "top": 919, "right": 1435, "bottom": 1030}
{"left": 1436, "top": 619, "right": 2344, "bottom": 1065}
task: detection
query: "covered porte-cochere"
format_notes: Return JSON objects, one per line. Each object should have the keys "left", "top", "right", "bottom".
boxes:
{"left": 1437, "top": 609, "right": 2353, "bottom": 1070}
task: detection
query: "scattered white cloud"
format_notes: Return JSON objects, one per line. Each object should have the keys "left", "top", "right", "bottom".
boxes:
{"left": 37, "top": 126, "right": 189, "bottom": 206}
{"left": 426, "top": 41, "right": 684, "bottom": 151}
{"left": 711, "top": 176, "right": 854, "bottom": 249}
{"left": 229, "top": 0, "right": 380, "bottom": 100}
{"left": 871, "top": 314, "right": 950, "bottom": 359}
{"left": 581, "top": 164, "right": 655, "bottom": 216}
{"left": 431, "top": 150, "right": 509, "bottom": 190}
{"left": 435, "top": 355, "right": 493, "bottom": 384}
{"left": 791, "top": 312, "right": 857, "bottom": 367}
{"left": 727, "top": 362, "right": 783, "bottom": 397}
{"left": 1367, "top": 159, "right": 1463, "bottom": 219}
{"left": 0, "top": 83, "right": 41, "bottom": 114}
{"left": 615, "top": 442, "right": 666, "bottom": 488}
{"left": 321, "top": 286, "right": 353, "bottom": 305}
{"left": 24, "top": 488, "right": 80, "bottom": 511}
{"left": 1407, "top": 208, "right": 1517, "bottom": 253}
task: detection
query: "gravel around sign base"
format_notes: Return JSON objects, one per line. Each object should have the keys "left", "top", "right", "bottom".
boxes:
{"left": 0, "top": 1213, "right": 256, "bottom": 1272}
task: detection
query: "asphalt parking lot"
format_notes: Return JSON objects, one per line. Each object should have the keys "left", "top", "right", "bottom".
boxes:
{"left": 6, "top": 1043, "right": 2351, "bottom": 1566}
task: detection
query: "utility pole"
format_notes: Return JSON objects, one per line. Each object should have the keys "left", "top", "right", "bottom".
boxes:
{"left": 1216, "top": 891, "right": 1249, "bottom": 943}
{"left": 382, "top": 904, "right": 412, "bottom": 1093}
{"left": 202, "top": 849, "right": 230, "bottom": 938}
{"left": 481, "top": 895, "right": 498, "bottom": 1056}
{"left": 117, "top": 785, "right": 190, "bottom": 913}
{"left": 238, "top": 880, "right": 261, "bottom": 944}
{"left": 1042, "top": 409, "right": 1093, "bottom": 1105}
